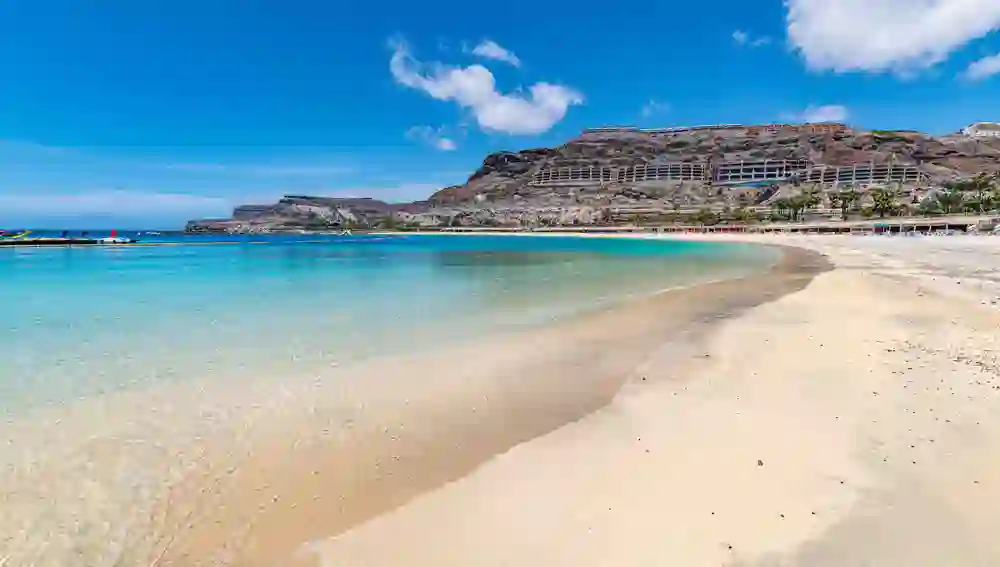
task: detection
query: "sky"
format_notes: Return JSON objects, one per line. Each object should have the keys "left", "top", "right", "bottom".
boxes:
{"left": 2, "top": 0, "right": 1000, "bottom": 228}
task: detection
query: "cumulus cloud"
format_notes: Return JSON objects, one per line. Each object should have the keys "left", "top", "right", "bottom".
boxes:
{"left": 733, "top": 30, "right": 771, "bottom": 47}
{"left": 964, "top": 52, "right": 1000, "bottom": 80}
{"left": 641, "top": 99, "right": 670, "bottom": 118}
{"left": 786, "top": 0, "right": 1000, "bottom": 74}
{"left": 784, "top": 104, "right": 850, "bottom": 123}
{"left": 469, "top": 40, "right": 521, "bottom": 67}
{"left": 406, "top": 125, "right": 458, "bottom": 151}
{"left": 389, "top": 39, "right": 583, "bottom": 136}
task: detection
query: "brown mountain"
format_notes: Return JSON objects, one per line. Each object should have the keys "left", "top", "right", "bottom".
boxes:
{"left": 186, "top": 124, "right": 1000, "bottom": 231}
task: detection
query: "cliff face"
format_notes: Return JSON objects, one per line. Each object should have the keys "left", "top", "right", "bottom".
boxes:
{"left": 430, "top": 126, "right": 1000, "bottom": 204}
{"left": 186, "top": 196, "right": 428, "bottom": 232}
{"left": 186, "top": 125, "right": 1000, "bottom": 231}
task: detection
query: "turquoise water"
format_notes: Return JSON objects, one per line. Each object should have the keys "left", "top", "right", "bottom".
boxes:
{"left": 0, "top": 233, "right": 779, "bottom": 566}
{"left": 0, "top": 234, "right": 777, "bottom": 417}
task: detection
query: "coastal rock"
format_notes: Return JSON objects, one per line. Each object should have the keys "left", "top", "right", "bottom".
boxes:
{"left": 186, "top": 125, "right": 1000, "bottom": 232}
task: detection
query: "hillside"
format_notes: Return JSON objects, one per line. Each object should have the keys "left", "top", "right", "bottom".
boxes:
{"left": 186, "top": 124, "right": 1000, "bottom": 231}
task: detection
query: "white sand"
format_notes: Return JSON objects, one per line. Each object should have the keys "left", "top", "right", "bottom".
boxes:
{"left": 0, "top": 244, "right": 797, "bottom": 567}
{"left": 305, "top": 234, "right": 1000, "bottom": 567}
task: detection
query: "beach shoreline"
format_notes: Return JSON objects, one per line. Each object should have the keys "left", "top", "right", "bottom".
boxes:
{"left": 9, "top": 233, "right": 999, "bottom": 567}
{"left": 302, "top": 233, "right": 1000, "bottom": 567}
{"left": 0, "top": 237, "right": 818, "bottom": 567}
{"left": 157, "top": 243, "right": 826, "bottom": 566}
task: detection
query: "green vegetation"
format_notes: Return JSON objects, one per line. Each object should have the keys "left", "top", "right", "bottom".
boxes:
{"left": 690, "top": 208, "right": 720, "bottom": 226}
{"left": 829, "top": 187, "right": 860, "bottom": 220}
{"left": 936, "top": 172, "right": 1000, "bottom": 215}
{"left": 870, "top": 186, "right": 901, "bottom": 218}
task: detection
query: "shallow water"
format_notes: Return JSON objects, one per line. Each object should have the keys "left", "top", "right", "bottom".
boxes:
{"left": 0, "top": 233, "right": 778, "bottom": 565}
{"left": 0, "top": 234, "right": 777, "bottom": 416}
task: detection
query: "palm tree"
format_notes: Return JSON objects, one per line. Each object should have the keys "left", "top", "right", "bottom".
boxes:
{"left": 969, "top": 173, "right": 997, "bottom": 214}
{"left": 829, "top": 192, "right": 843, "bottom": 220}
{"left": 782, "top": 188, "right": 820, "bottom": 222}
{"left": 934, "top": 189, "right": 965, "bottom": 214}
{"left": 771, "top": 197, "right": 791, "bottom": 219}
{"left": 871, "top": 186, "right": 900, "bottom": 218}
{"left": 734, "top": 207, "right": 759, "bottom": 224}
{"left": 803, "top": 186, "right": 822, "bottom": 210}
{"left": 832, "top": 187, "right": 860, "bottom": 220}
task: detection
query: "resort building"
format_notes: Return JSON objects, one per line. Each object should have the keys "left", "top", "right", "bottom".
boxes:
{"left": 530, "top": 159, "right": 929, "bottom": 189}
{"left": 962, "top": 122, "right": 1000, "bottom": 138}
{"left": 529, "top": 163, "right": 707, "bottom": 186}
{"left": 789, "top": 163, "right": 928, "bottom": 185}
{"left": 713, "top": 160, "right": 811, "bottom": 184}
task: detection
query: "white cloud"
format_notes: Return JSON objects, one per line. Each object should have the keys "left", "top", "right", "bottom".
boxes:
{"left": 641, "top": 99, "right": 670, "bottom": 118}
{"left": 964, "top": 52, "right": 1000, "bottom": 80}
{"left": 733, "top": 30, "right": 771, "bottom": 47}
{"left": 389, "top": 39, "right": 583, "bottom": 136}
{"left": 784, "top": 104, "right": 851, "bottom": 123}
{"left": 405, "top": 125, "right": 458, "bottom": 151}
{"left": 469, "top": 40, "right": 521, "bottom": 67}
{"left": 786, "top": 0, "right": 1000, "bottom": 74}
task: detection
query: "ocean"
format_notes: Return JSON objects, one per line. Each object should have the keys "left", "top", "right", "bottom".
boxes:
{"left": 0, "top": 233, "right": 779, "bottom": 565}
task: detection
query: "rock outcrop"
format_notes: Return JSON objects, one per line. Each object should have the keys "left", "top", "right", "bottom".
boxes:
{"left": 186, "top": 196, "right": 429, "bottom": 233}
{"left": 187, "top": 125, "right": 1000, "bottom": 231}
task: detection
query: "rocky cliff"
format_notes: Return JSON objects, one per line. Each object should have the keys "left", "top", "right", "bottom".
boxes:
{"left": 186, "top": 196, "right": 429, "bottom": 233}
{"left": 187, "top": 125, "right": 1000, "bottom": 231}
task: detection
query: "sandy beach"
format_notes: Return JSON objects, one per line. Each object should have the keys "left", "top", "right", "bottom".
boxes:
{"left": 299, "top": 234, "right": 1000, "bottom": 567}
{"left": 0, "top": 239, "right": 811, "bottom": 567}
{"left": 5, "top": 234, "right": 999, "bottom": 567}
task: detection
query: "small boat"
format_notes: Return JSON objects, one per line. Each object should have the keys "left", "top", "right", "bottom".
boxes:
{"left": 96, "top": 229, "right": 137, "bottom": 244}
{"left": 97, "top": 236, "right": 138, "bottom": 244}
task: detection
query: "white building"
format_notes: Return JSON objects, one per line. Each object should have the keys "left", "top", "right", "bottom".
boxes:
{"left": 962, "top": 122, "right": 1000, "bottom": 138}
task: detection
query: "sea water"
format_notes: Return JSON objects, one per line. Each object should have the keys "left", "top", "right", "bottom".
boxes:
{"left": 0, "top": 233, "right": 778, "bottom": 565}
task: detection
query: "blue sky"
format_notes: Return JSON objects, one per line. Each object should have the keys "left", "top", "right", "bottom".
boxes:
{"left": 2, "top": 0, "right": 1000, "bottom": 228}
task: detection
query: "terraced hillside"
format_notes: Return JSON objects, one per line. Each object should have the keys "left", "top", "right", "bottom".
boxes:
{"left": 187, "top": 124, "right": 1000, "bottom": 231}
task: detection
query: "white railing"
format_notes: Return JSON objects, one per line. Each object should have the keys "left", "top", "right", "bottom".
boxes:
{"left": 529, "top": 163, "right": 707, "bottom": 186}
{"left": 531, "top": 160, "right": 931, "bottom": 188}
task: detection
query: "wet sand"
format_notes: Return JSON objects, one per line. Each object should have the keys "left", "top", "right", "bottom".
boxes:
{"left": 150, "top": 245, "right": 815, "bottom": 567}
{"left": 2, "top": 240, "right": 803, "bottom": 567}
{"left": 302, "top": 234, "right": 1000, "bottom": 567}
{"left": 71, "top": 244, "right": 812, "bottom": 567}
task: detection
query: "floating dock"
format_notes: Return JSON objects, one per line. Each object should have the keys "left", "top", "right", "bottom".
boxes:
{"left": 0, "top": 238, "right": 138, "bottom": 247}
